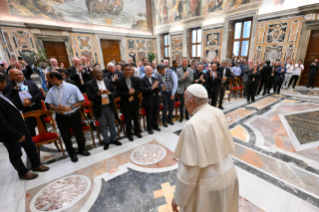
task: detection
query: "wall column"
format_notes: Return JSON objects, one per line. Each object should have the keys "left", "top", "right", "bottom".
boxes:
{"left": 182, "top": 28, "right": 188, "bottom": 58}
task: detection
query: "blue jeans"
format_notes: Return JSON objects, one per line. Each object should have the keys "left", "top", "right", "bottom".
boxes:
{"left": 98, "top": 106, "right": 117, "bottom": 144}
{"left": 161, "top": 91, "right": 174, "bottom": 123}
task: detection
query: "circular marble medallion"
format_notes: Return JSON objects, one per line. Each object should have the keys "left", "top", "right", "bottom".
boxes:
{"left": 131, "top": 144, "right": 167, "bottom": 165}
{"left": 30, "top": 175, "right": 91, "bottom": 212}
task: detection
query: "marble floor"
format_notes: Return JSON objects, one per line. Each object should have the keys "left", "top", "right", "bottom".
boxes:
{"left": 1, "top": 86, "right": 319, "bottom": 212}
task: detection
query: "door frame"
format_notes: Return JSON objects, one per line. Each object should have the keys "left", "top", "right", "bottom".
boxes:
{"left": 95, "top": 34, "right": 126, "bottom": 69}
{"left": 33, "top": 35, "right": 74, "bottom": 68}
{"left": 296, "top": 21, "right": 319, "bottom": 86}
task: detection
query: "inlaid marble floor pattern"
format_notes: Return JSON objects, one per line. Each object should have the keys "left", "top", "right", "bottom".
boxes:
{"left": 1, "top": 89, "right": 319, "bottom": 212}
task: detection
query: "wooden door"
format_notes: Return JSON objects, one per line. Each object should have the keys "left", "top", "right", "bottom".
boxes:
{"left": 43, "top": 41, "right": 70, "bottom": 69}
{"left": 300, "top": 30, "right": 319, "bottom": 87}
{"left": 100, "top": 40, "right": 121, "bottom": 68}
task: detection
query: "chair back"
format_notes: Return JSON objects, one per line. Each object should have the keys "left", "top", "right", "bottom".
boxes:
{"left": 114, "top": 97, "right": 121, "bottom": 117}
{"left": 41, "top": 100, "right": 47, "bottom": 111}
{"left": 138, "top": 92, "right": 143, "bottom": 108}
{"left": 83, "top": 94, "right": 91, "bottom": 107}
{"left": 39, "top": 87, "right": 45, "bottom": 96}
{"left": 23, "top": 110, "right": 57, "bottom": 134}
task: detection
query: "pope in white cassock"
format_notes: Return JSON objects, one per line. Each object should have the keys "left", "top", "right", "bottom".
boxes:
{"left": 171, "top": 84, "right": 239, "bottom": 212}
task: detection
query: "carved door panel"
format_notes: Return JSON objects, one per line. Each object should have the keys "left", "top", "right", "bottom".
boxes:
{"left": 43, "top": 41, "right": 70, "bottom": 69}
{"left": 100, "top": 40, "right": 121, "bottom": 68}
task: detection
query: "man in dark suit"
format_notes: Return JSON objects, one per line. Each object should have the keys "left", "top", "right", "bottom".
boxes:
{"left": 206, "top": 64, "right": 221, "bottom": 107}
{"left": 86, "top": 68, "right": 121, "bottom": 150}
{"left": 116, "top": 64, "right": 142, "bottom": 141}
{"left": 3, "top": 69, "right": 46, "bottom": 137}
{"left": 193, "top": 64, "right": 207, "bottom": 86}
{"left": 0, "top": 74, "right": 49, "bottom": 180}
{"left": 308, "top": 58, "right": 319, "bottom": 89}
{"left": 104, "top": 62, "right": 124, "bottom": 86}
{"left": 7, "top": 59, "right": 33, "bottom": 81}
{"left": 257, "top": 60, "right": 272, "bottom": 96}
{"left": 67, "top": 57, "right": 92, "bottom": 93}
{"left": 140, "top": 66, "right": 161, "bottom": 134}
{"left": 217, "top": 60, "right": 232, "bottom": 110}
{"left": 170, "top": 60, "right": 179, "bottom": 72}
{"left": 57, "top": 69, "right": 76, "bottom": 85}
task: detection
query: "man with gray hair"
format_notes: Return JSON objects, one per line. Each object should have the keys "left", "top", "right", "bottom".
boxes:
{"left": 104, "top": 62, "right": 124, "bottom": 86}
{"left": 176, "top": 57, "right": 194, "bottom": 122}
{"left": 48, "top": 58, "right": 64, "bottom": 72}
{"left": 68, "top": 57, "right": 92, "bottom": 93}
{"left": 164, "top": 59, "right": 170, "bottom": 68}
{"left": 217, "top": 60, "right": 232, "bottom": 110}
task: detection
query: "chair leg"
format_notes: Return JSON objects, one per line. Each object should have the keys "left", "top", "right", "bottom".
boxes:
{"left": 53, "top": 141, "right": 61, "bottom": 152}
{"left": 97, "top": 127, "right": 102, "bottom": 146}
{"left": 58, "top": 139, "right": 66, "bottom": 158}
{"left": 116, "top": 124, "right": 120, "bottom": 139}
{"left": 37, "top": 146, "right": 41, "bottom": 158}
{"left": 90, "top": 129, "right": 96, "bottom": 148}
{"left": 143, "top": 116, "right": 146, "bottom": 131}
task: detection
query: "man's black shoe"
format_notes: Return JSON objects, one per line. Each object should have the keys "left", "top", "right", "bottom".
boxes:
{"left": 70, "top": 155, "right": 78, "bottom": 162}
{"left": 167, "top": 121, "right": 174, "bottom": 125}
{"left": 179, "top": 118, "right": 183, "bottom": 122}
{"left": 186, "top": 116, "right": 189, "bottom": 120}
{"left": 111, "top": 140, "right": 122, "bottom": 146}
{"left": 218, "top": 106, "right": 224, "bottom": 110}
{"left": 128, "top": 136, "right": 134, "bottom": 141}
{"left": 134, "top": 133, "right": 142, "bottom": 138}
{"left": 148, "top": 130, "right": 154, "bottom": 134}
{"left": 78, "top": 150, "right": 91, "bottom": 156}
{"left": 153, "top": 127, "right": 161, "bottom": 131}
{"left": 163, "top": 123, "right": 168, "bottom": 127}
{"left": 104, "top": 143, "right": 110, "bottom": 150}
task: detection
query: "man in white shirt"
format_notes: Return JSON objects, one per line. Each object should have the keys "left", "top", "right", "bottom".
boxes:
{"left": 288, "top": 60, "right": 304, "bottom": 89}
{"left": 282, "top": 60, "right": 294, "bottom": 89}
{"left": 232, "top": 62, "right": 241, "bottom": 77}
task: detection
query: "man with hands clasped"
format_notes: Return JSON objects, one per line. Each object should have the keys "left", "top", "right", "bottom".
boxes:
{"left": 45, "top": 72, "right": 90, "bottom": 163}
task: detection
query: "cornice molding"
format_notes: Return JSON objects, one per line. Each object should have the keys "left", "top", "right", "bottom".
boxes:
{"left": 257, "top": 8, "right": 300, "bottom": 20}
{"left": 298, "top": 3, "right": 319, "bottom": 14}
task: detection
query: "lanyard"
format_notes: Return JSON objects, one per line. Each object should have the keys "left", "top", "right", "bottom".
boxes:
{"left": 55, "top": 83, "right": 66, "bottom": 105}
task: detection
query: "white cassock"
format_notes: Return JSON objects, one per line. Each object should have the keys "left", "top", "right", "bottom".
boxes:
{"left": 173, "top": 103, "right": 239, "bottom": 212}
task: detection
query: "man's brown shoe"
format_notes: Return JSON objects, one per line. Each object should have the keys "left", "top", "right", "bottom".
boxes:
{"left": 19, "top": 172, "right": 38, "bottom": 180}
{"left": 32, "top": 165, "right": 50, "bottom": 172}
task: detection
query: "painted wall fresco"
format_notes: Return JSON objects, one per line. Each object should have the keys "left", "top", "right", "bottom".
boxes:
{"left": 5, "top": 0, "right": 149, "bottom": 30}
{"left": 125, "top": 38, "right": 157, "bottom": 63}
{"left": 203, "top": 29, "right": 223, "bottom": 62}
{"left": 170, "top": 35, "right": 183, "bottom": 65}
{"left": 253, "top": 16, "right": 303, "bottom": 64}
{"left": 153, "top": 0, "right": 262, "bottom": 26}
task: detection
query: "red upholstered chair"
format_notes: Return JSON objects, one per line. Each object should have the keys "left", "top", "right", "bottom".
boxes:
{"left": 40, "top": 100, "right": 51, "bottom": 124}
{"left": 39, "top": 87, "right": 45, "bottom": 97}
{"left": 232, "top": 77, "right": 243, "bottom": 99}
{"left": 114, "top": 97, "right": 126, "bottom": 137}
{"left": 23, "top": 110, "right": 65, "bottom": 158}
{"left": 138, "top": 93, "right": 146, "bottom": 131}
{"left": 73, "top": 110, "right": 96, "bottom": 148}
{"left": 174, "top": 94, "right": 181, "bottom": 121}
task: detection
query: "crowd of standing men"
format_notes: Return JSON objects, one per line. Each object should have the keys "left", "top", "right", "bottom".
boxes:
{"left": 0, "top": 55, "right": 318, "bottom": 180}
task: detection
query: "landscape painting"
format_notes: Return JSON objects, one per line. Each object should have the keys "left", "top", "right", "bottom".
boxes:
{"left": 5, "top": 0, "right": 149, "bottom": 30}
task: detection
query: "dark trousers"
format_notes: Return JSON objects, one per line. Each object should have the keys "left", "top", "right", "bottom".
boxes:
{"left": 308, "top": 74, "right": 317, "bottom": 88}
{"left": 257, "top": 79, "right": 270, "bottom": 95}
{"left": 3, "top": 125, "right": 41, "bottom": 176}
{"left": 267, "top": 76, "right": 275, "bottom": 93}
{"left": 55, "top": 111, "right": 86, "bottom": 156}
{"left": 178, "top": 91, "right": 189, "bottom": 119}
{"left": 273, "top": 79, "right": 283, "bottom": 94}
{"left": 122, "top": 103, "right": 140, "bottom": 137}
{"left": 210, "top": 88, "right": 220, "bottom": 107}
{"left": 243, "top": 82, "right": 248, "bottom": 96}
{"left": 24, "top": 105, "right": 47, "bottom": 137}
{"left": 161, "top": 92, "right": 174, "bottom": 123}
{"left": 218, "top": 83, "right": 226, "bottom": 107}
{"left": 288, "top": 75, "right": 299, "bottom": 88}
{"left": 145, "top": 104, "right": 159, "bottom": 131}
{"left": 247, "top": 83, "right": 257, "bottom": 102}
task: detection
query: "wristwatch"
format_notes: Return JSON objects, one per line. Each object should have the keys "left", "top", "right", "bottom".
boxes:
{"left": 71, "top": 105, "right": 75, "bottom": 109}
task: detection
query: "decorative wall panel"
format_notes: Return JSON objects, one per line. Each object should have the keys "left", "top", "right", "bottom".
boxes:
{"left": 203, "top": 29, "right": 223, "bottom": 62}
{"left": 253, "top": 17, "right": 303, "bottom": 63}
{"left": 257, "top": 25, "right": 266, "bottom": 44}
{"left": 70, "top": 33, "right": 100, "bottom": 64}
{"left": 172, "top": 51, "right": 182, "bottom": 65}
{"left": 171, "top": 36, "right": 183, "bottom": 51}
{"left": 288, "top": 20, "right": 300, "bottom": 43}
{"left": 125, "top": 38, "right": 157, "bottom": 63}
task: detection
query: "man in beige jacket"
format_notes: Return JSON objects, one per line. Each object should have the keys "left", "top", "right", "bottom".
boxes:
{"left": 172, "top": 84, "right": 239, "bottom": 212}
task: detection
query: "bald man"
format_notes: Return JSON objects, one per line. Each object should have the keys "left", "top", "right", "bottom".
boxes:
{"left": 3, "top": 69, "right": 46, "bottom": 137}
{"left": 68, "top": 57, "right": 92, "bottom": 93}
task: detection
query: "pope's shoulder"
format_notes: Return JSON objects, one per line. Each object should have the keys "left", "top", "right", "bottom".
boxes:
{"left": 187, "top": 104, "right": 225, "bottom": 125}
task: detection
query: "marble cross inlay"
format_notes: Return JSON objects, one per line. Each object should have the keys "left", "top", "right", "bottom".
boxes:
{"left": 153, "top": 182, "right": 177, "bottom": 212}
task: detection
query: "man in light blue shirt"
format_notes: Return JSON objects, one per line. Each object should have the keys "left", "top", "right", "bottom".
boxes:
{"left": 232, "top": 62, "right": 242, "bottom": 77}
{"left": 139, "top": 58, "right": 148, "bottom": 77}
{"left": 156, "top": 64, "right": 178, "bottom": 127}
{"left": 45, "top": 71, "right": 90, "bottom": 163}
